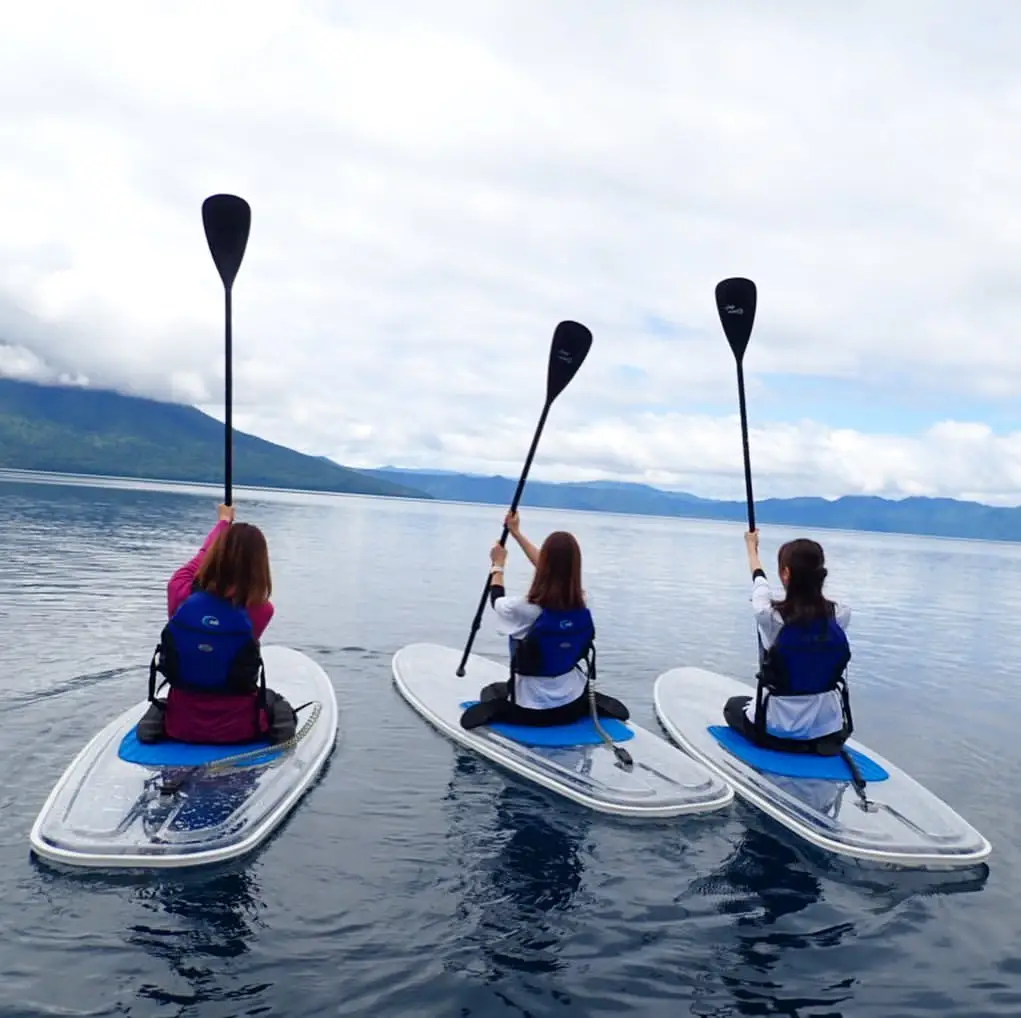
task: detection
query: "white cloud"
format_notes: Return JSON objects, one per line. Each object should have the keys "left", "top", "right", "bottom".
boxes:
{"left": 0, "top": 344, "right": 51, "bottom": 383}
{"left": 553, "top": 415, "right": 1021, "bottom": 506}
{"left": 2, "top": 0, "right": 1021, "bottom": 502}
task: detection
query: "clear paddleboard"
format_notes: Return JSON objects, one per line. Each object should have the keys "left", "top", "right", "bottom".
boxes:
{"left": 30, "top": 645, "right": 338, "bottom": 870}
{"left": 654, "top": 666, "right": 991, "bottom": 868}
{"left": 392, "top": 643, "right": 733, "bottom": 818}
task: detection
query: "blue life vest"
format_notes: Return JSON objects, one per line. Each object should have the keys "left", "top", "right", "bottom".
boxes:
{"left": 149, "top": 590, "right": 264, "bottom": 699}
{"left": 510, "top": 607, "right": 595, "bottom": 679}
{"left": 757, "top": 616, "right": 851, "bottom": 697}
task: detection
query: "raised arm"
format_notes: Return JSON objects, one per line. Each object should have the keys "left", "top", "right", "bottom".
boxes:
{"left": 488, "top": 540, "right": 508, "bottom": 607}
{"left": 505, "top": 510, "right": 540, "bottom": 568}
{"left": 166, "top": 504, "right": 233, "bottom": 617}
{"left": 486, "top": 539, "right": 538, "bottom": 636}
{"left": 745, "top": 529, "right": 783, "bottom": 645}
{"left": 745, "top": 528, "right": 765, "bottom": 579}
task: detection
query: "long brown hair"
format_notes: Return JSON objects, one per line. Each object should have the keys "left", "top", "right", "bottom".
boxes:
{"left": 771, "top": 538, "right": 834, "bottom": 625}
{"left": 526, "top": 531, "right": 585, "bottom": 611}
{"left": 195, "top": 522, "right": 272, "bottom": 608}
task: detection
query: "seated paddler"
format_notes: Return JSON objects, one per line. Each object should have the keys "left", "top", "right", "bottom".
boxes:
{"left": 723, "top": 528, "right": 854, "bottom": 756}
{"left": 136, "top": 502, "right": 297, "bottom": 746}
{"left": 460, "top": 510, "right": 628, "bottom": 730}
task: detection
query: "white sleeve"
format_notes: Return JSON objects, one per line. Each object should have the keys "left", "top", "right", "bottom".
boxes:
{"left": 490, "top": 595, "right": 539, "bottom": 638}
{"left": 834, "top": 602, "right": 852, "bottom": 629}
{"left": 750, "top": 575, "right": 784, "bottom": 648}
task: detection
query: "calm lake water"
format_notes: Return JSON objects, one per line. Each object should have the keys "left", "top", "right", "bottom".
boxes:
{"left": 1, "top": 472, "right": 1018, "bottom": 1017}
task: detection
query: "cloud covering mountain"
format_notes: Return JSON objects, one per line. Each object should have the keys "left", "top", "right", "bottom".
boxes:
{"left": 3, "top": 1, "right": 1021, "bottom": 503}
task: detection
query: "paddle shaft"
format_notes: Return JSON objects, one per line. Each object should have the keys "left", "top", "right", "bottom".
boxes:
{"left": 455, "top": 399, "right": 552, "bottom": 676}
{"left": 728, "top": 317, "right": 763, "bottom": 661}
{"left": 734, "top": 358, "right": 755, "bottom": 532}
{"left": 224, "top": 285, "right": 233, "bottom": 506}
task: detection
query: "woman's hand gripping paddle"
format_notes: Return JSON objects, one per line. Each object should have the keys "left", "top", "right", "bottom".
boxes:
{"left": 202, "top": 194, "right": 252, "bottom": 507}
{"left": 455, "top": 321, "right": 593, "bottom": 676}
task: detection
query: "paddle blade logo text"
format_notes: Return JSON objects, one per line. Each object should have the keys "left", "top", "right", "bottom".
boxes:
{"left": 723, "top": 304, "right": 744, "bottom": 315}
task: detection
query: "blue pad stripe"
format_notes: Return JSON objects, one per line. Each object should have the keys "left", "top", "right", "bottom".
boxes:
{"left": 707, "top": 725, "right": 889, "bottom": 781}
{"left": 460, "top": 701, "right": 634, "bottom": 746}
{"left": 117, "top": 726, "right": 284, "bottom": 768}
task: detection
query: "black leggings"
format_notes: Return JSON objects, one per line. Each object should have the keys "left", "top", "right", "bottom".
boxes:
{"left": 460, "top": 680, "right": 630, "bottom": 731}
{"left": 723, "top": 695, "right": 847, "bottom": 756}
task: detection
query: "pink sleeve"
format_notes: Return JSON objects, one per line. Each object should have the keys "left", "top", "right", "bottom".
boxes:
{"left": 167, "top": 520, "right": 229, "bottom": 618}
{"left": 166, "top": 519, "right": 276, "bottom": 639}
{"left": 247, "top": 601, "right": 275, "bottom": 641}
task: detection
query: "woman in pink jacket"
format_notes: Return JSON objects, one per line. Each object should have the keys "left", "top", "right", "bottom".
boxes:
{"left": 137, "top": 503, "right": 296, "bottom": 745}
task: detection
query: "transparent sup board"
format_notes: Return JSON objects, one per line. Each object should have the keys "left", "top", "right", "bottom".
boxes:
{"left": 30, "top": 645, "right": 338, "bottom": 869}
{"left": 654, "top": 666, "right": 991, "bottom": 868}
{"left": 392, "top": 643, "right": 733, "bottom": 818}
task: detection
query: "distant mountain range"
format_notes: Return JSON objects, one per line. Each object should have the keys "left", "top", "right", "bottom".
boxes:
{"left": 2, "top": 376, "right": 1018, "bottom": 543}
{"left": 365, "top": 467, "right": 1021, "bottom": 543}
{"left": 0, "top": 378, "right": 428, "bottom": 498}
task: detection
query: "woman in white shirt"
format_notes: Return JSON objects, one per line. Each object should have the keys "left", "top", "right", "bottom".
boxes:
{"left": 723, "top": 529, "right": 853, "bottom": 755}
{"left": 459, "top": 511, "right": 629, "bottom": 730}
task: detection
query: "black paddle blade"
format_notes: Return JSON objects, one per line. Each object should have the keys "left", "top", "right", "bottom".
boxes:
{"left": 546, "top": 320, "right": 592, "bottom": 404}
{"left": 715, "top": 277, "right": 757, "bottom": 363}
{"left": 202, "top": 194, "right": 251, "bottom": 289}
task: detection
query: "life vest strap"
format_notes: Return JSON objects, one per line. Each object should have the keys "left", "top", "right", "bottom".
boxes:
{"left": 507, "top": 647, "right": 595, "bottom": 704}
{"left": 753, "top": 674, "right": 854, "bottom": 741}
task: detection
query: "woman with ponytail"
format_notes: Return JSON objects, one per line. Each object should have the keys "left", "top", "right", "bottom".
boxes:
{"left": 723, "top": 530, "right": 854, "bottom": 754}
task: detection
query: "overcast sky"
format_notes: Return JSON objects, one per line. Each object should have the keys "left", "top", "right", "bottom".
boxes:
{"left": 3, "top": 0, "right": 1021, "bottom": 503}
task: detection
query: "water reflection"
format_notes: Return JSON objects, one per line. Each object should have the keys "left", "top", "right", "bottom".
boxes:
{"left": 22, "top": 859, "right": 269, "bottom": 1016}
{"left": 692, "top": 815, "right": 990, "bottom": 1016}
{"left": 125, "top": 865, "right": 267, "bottom": 1011}
{"left": 725, "top": 810, "right": 992, "bottom": 905}
{"left": 715, "top": 827, "right": 826, "bottom": 926}
{"left": 487, "top": 784, "right": 585, "bottom": 920}
{"left": 443, "top": 753, "right": 588, "bottom": 984}
{"left": 693, "top": 826, "right": 848, "bottom": 1016}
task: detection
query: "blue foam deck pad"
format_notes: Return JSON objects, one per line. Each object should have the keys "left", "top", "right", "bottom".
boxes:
{"left": 707, "top": 725, "right": 889, "bottom": 781}
{"left": 459, "top": 701, "right": 634, "bottom": 746}
{"left": 117, "top": 726, "right": 284, "bottom": 768}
